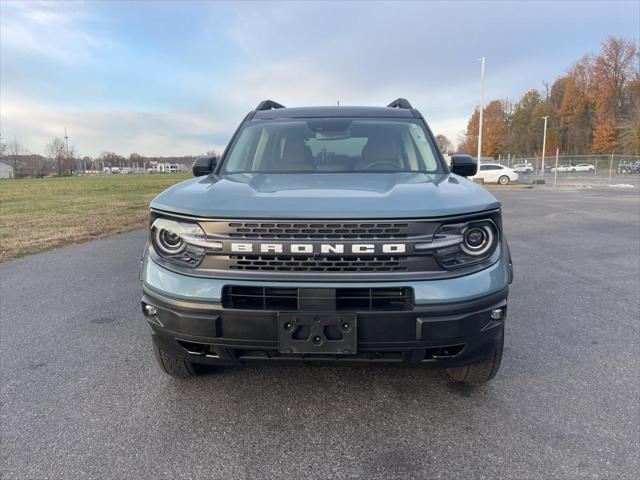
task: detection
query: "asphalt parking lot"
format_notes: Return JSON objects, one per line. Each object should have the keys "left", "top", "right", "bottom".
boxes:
{"left": 1, "top": 187, "right": 639, "bottom": 479}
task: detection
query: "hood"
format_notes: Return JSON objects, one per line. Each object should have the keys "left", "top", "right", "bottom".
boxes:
{"left": 150, "top": 172, "right": 500, "bottom": 219}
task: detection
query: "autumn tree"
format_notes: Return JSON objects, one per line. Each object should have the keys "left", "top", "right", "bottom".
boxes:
{"left": 590, "top": 37, "right": 637, "bottom": 153}
{"left": 619, "top": 79, "right": 640, "bottom": 154}
{"left": 507, "top": 90, "right": 542, "bottom": 155}
{"left": 459, "top": 100, "right": 509, "bottom": 158}
{"left": 460, "top": 36, "right": 638, "bottom": 157}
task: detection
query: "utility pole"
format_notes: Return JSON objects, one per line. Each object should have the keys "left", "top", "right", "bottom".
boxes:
{"left": 477, "top": 56, "right": 485, "bottom": 172}
{"left": 608, "top": 151, "right": 614, "bottom": 185}
{"left": 540, "top": 116, "right": 549, "bottom": 175}
{"left": 64, "top": 127, "right": 71, "bottom": 175}
{"left": 554, "top": 148, "right": 559, "bottom": 187}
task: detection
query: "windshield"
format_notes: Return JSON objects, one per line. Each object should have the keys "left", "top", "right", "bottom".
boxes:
{"left": 221, "top": 118, "right": 443, "bottom": 174}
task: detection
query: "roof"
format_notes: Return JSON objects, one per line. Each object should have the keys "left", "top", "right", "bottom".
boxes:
{"left": 252, "top": 106, "right": 416, "bottom": 120}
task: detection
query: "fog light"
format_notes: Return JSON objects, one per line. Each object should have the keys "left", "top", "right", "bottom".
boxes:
{"left": 490, "top": 308, "right": 504, "bottom": 320}
{"left": 144, "top": 305, "right": 158, "bottom": 316}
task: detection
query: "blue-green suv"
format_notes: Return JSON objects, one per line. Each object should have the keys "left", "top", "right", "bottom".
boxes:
{"left": 140, "top": 99, "right": 513, "bottom": 384}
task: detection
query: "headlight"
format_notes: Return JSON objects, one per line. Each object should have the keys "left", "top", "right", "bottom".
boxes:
{"left": 150, "top": 218, "right": 221, "bottom": 267}
{"left": 431, "top": 219, "right": 499, "bottom": 269}
{"left": 460, "top": 225, "right": 494, "bottom": 256}
{"left": 155, "top": 229, "right": 185, "bottom": 254}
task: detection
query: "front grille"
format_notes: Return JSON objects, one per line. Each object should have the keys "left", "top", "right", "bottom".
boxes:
{"left": 226, "top": 222, "right": 411, "bottom": 239}
{"left": 195, "top": 218, "right": 444, "bottom": 277}
{"left": 222, "top": 286, "right": 414, "bottom": 311}
{"left": 228, "top": 255, "right": 406, "bottom": 272}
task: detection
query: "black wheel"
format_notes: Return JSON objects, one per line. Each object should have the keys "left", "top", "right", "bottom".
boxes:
{"left": 153, "top": 343, "right": 200, "bottom": 378}
{"left": 498, "top": 175, "right": 510, "bottom": 185}
{"left": 446, "top": 334, "right": 503, "bottom": 385}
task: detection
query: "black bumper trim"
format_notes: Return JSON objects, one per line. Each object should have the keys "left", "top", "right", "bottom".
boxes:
{"left": 142, "top": 286, "right": 508, "bottom": 366}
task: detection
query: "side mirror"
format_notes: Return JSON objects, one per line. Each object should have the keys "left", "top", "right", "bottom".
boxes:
{"left": 192, "top": 156, "right": 217, "bottom": 177}
{"left": 450, "top": 154, "right": 477, "bottom": 177}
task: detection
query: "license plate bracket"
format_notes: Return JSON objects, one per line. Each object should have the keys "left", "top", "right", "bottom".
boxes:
{"left": 278, "top": 313, "right": 357, "bottom": 354}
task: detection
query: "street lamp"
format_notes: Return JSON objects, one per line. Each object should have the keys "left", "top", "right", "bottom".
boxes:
{"left": 540, "top": 116, "right": 549, "bottom": 174}
{"left": 477, "top": 57, "right": 485, "bottom": 172}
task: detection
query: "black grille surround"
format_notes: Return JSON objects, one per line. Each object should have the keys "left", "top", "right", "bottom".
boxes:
{"left": 148, "top": 211, "right": 503, "bottom": 281}
{"left": 226, "top": 221, "right": 411, "bottom": 240}
{"left": 222, "top": 286, "right": 414, "bottom": 311}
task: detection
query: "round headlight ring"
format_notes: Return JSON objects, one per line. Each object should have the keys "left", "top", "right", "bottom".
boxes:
{"left": 460, "top": 225, "right": 494, "bottom": 256}
{"left": 154, "top": 228, "right": 185, "bottom": 255}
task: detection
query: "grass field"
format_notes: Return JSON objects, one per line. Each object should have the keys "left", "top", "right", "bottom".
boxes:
{"left": 0, "top": 173, "right": 191, "bottom": 261}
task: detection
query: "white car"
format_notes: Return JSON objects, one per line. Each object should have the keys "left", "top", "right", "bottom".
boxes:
{"left": 512, "top": 163, "right": 533, "bottom": 173}
{"left": 551, "top": 164, "right": 573, "bottom": 172}
{"left": 572, "top": 163, "right": 595, "bottom": 172}
{"left": 473, "top": 163, "right": 519, "bottom": 185}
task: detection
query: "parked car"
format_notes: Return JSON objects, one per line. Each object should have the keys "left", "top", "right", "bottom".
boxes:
{"left": 572, "top": 163, "right": 595, "bottom": 172}
{"left": 512, "top": 163, "right": 533, "bottom": 173}
{"left": 620, "top": 160, "right": 640, "bottom": 174}
{"left": 474, "top": 163, "right": 519, "bottom": 184}
{"left": 140, "top": 98, "right": 513, "bottom": 385}
{"left": 551, "top": 164, "right": 573, "bottom": 172}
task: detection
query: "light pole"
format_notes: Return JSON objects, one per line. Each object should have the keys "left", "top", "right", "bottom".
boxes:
{"left": 540, "top": 116, "right": 549, "bottom": 175}
{"left": 477, "top": 57, "right": 485, "bottom": 172}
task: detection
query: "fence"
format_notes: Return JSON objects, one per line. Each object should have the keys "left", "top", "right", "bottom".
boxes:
{"left": 493, "top": 154, "right": 640, "bottom": 187}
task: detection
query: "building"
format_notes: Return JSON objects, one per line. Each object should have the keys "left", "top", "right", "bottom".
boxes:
{"left": 154, "top": 162, "right": 179, "bottom": 173}
{"left": 0, "top": 161, "right": 15, "bottom": 179}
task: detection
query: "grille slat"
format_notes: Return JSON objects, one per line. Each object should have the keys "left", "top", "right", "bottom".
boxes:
{"left": 222, "top": 286, "right": 413, "bottom": 311}
{"left": 228, "top": 255, "right": 406, "bottom": 272}
{"left": 226, "top": 222, "right": 411, "bottom": 240}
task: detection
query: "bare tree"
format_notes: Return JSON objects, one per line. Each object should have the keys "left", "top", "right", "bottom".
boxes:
{"left": 6, "top": 138, "right": 28, "bottom": 177}
{"left": 129, "top": 153, "right": 143, "bottom": 170}
{"left": 435, "top": 134, "right": 453, "bottom": 154}
{"left": 45, "top": 137, "right": 67, "bottom": 176}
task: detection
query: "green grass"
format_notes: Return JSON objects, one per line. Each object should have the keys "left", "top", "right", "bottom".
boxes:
{"left": 0, "top": 173, "right": 191, "bottom": 261}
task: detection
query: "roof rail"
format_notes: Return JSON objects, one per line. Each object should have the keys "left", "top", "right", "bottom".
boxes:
{"left": 387, "top": 98, "right": 413, "bottom": 109}
{"left": 255, "top": 100, "right": 286, "bottom": 111}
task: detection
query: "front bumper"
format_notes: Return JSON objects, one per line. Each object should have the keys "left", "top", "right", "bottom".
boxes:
{"left": 140, "top": 247, "right": 511, "bottom": 367}
{"left": 143, "top": 286, "right": 507, "bottom": 367}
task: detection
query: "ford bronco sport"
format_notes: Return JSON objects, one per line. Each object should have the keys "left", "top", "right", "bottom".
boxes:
{"left": 140, "top": 99, "right": 513, "bottom": 384}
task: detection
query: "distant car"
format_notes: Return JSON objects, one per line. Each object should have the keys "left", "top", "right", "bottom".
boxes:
{"left": 573, "top": 163, "right": 595, "bottom": 172}
{"left": 551, "top": 164, "right": 573, "bottom": 173}
{"left": 512, "top": 163, "right": 533, "bottom": 173}
{"left": 474, "top": 163, "right": 519, "bottom": 184}
{"left": 620, "top": 160, "right": 640, "bottom": 174}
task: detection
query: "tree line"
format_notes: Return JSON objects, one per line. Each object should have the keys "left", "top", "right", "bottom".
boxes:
{"left": 0, "top": 135, "right": 217, "bottom": 178}
{"left": 455, "top": 37, "right": 639, "bottom": 159}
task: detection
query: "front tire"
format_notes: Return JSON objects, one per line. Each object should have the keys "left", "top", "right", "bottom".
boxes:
{"left": 498, "top": 175, "right": 510, "bottom": 185}
{"left": 153, "top": 343, "right": 199, "bottom": 378}
{"left": 446, "top": 335, "right": 503, "bottom": 385}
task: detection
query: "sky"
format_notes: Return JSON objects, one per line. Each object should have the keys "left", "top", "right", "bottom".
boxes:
{"left": 1, "top": 0, "right": 638, "bottom": 158}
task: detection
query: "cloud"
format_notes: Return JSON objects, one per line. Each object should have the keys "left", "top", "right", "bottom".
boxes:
{"left": 0, "top": 1, "right": 112, "bottom": 65}
{"left": 1, "top": 1, "right": 637, "bottom": 156}
{"left": 1, "top": 97, "right": 227, "bottom": 157}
